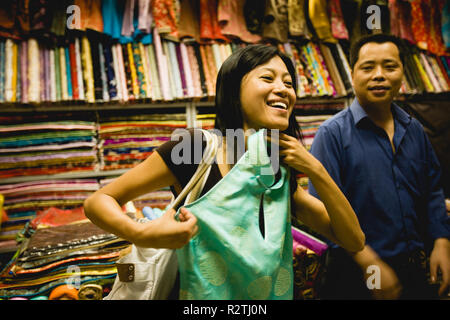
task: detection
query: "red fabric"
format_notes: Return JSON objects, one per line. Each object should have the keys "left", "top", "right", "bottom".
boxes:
{"left": 1, "top": 209, "right": 8, "bottom": 223}
{"left": 69, "top": 42, "right": 79, "bottom": 100}
{"left": 31, "top": 206, "right": 86, "bottom": 228}
{"left": 200, "top": 0, "right": 228, "bottom": 42}
{"left": 411, "top": 0, "right": 428, "bottom": 50}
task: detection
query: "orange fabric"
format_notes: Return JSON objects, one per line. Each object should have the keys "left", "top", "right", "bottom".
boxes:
{"left": 152, "top": 0, "right": 180, "bottom": 41}
{"left": 427, "top": 0, "right": 446, "bottom": 55}
{"left": 49, "top": 285, "right": 79, "bottom": 300}
{"left": 411, "top": 0, "right": 428, "bottom": 50}
{"left": 200, "top": 0, "right": 228, "bottom": 42}
{"left": 74, "top": 0, "right": 104, "bottom": 33}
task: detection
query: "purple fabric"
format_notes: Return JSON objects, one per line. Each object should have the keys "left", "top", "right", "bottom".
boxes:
{"left": 20, "top": 40, "right": 28, "bottom": 103}
{"left": 102, "top": 136, "right": 170, "bottom": 145}
{"left": 175, "top": 43, "right": 188, "bottom": 97}
{"left": 40, "top": 45, "right": 45, "bottom": 102}
{"left": 291, "top": 227, "right": 328, "bottom": 256}
{"left": 0, "top": 141, "right": 96, "bottom": 153}
{"left": 0, "top": 151, "right": 97, "bottom": 163}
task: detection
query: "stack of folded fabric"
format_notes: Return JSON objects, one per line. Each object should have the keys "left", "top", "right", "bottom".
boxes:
{"left": 99, "top": 177, "right": 173, "bottom": 211}
{"left": 0, "top": 114, "right": 98, "bottom": 179}
{"left": 0, "top": 218, "right": 129, "bottom": 299}
{"left": 0, "top": 179, "right": 100, "bottom": 246}
{"left": 98, "top": 112, "right": 187, "bottom": 171}
{"left": 195, "top": 113, "right": 215, "bottom": 130}
{"left": 296, "top": 114, "right": 334, "bottom": 150}
{"left": 294, "top": 102, "right": 345, "bottom": 191}
{"left": 295, "top": 112, "right": 335, "bottom": 191}
{"left": 280, "top": 42, "right": 353, "bottom": 98}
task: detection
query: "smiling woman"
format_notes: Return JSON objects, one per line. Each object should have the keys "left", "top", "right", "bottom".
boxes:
{"left": 84, "top": 44, "right": 365, "bottom": 300}
{"left": 239, "top": 56, "right": 297, "bottom": 132}
{"left": 214, "top": 44, "right": 301, "bottom": 141}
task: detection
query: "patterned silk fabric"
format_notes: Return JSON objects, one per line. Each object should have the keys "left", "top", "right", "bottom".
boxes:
{"left": 176, "top": 129, "right": 293, "bottom": 300}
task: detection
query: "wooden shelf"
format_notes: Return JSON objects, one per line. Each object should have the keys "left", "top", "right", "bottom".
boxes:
{"left": 0, "top": 101, "right": 190, "bottom": 113}
{"left": 0, "top": 169, "right": 128, "bottom": 185}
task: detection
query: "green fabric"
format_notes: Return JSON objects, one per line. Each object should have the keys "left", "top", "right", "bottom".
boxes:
{"left": 176, "top": 129, "right": 293, "bottom": 300}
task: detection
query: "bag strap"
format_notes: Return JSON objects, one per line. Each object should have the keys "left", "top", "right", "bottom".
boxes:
{"left": 168, "top": 129, "right": 219, "bottom": 212}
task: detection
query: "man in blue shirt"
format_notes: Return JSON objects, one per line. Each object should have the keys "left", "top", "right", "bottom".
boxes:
{"left": 309, "top": 34, "right": 450, "bottom": 299}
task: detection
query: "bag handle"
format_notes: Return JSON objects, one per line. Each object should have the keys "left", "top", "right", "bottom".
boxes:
{"left": 169, "top": 129, "right": 218, "bottom": 212}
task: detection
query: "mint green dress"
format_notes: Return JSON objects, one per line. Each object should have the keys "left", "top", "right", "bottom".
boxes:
{"left": 176, "top": 129, "right": 293, "bottom": 300}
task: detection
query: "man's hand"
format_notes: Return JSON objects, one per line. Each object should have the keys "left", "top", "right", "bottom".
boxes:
{"left": 430, "top": 238, "right": 450, "bottom": 297}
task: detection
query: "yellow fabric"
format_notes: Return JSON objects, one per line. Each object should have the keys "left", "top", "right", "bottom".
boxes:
{"left": 308, "top": 0, "right": 337, "bottom": 43}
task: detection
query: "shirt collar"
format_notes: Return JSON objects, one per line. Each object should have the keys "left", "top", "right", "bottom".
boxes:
{"left": 349, "top": 98, "right": 411, "bottom": 126}
{"left": 349, "top": 99, "right": 368, "bottom": 125}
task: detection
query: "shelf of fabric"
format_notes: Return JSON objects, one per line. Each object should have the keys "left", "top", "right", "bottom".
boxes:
{"left": 0, "top": 34, "right": 368, "bottom": 107}
{"left": 295, "top": 113, "right": 334, "bottom": 191}
{"left": 399, "top": 45, "right": 450, "bottom": 95}
{"left": 0, "top": 169, "right": 128, "bottom": 185}
{"left": 0, "top": 220, "right": 129, "bottom": 299}
{"left": 99, "top": 177, "right": 172, "bottom": 211}
{"left": 294, "top": 102, "right": 343, "bottom": 192}
{"left": 0, "top": 1, "right": 449, "bottom": 108}
{"left": 98, "top": 110, "right": 187, "bottom": 171}
{"left": 296, "top": 114, "right": 335, "bottom": 152}
{"left": 0, "top": 179, "right": 100, "bottom": 244}
{"left": 0, "top": 113, "right": 99, "bottom": 180}
{"left": 0, "top": 101, "right": 191, "bottom": 113}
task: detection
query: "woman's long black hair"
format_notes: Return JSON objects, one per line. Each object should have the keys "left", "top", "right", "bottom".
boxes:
{"left": 213, "top": 44, "right": 304, "bottom": 193}
{"left": 214, "top": 44, "right": 303, "bottom": 143}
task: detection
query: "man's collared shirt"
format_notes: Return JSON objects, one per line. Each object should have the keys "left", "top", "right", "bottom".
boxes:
{"left": 309, "top": 99, "right": 450, "bottom": 258}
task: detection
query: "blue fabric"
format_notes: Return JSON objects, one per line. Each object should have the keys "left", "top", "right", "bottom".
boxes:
{"left": 65, "top": 47, "right": 73, "bottom": 99}
{"left": 308, "top": 99, "right": 450, "bottom": 259}
{"left": 443, "top": 0, "right": 450, "bottom": 49}
{"left": 101, "top": 0, "right": 152, "bottom": 44}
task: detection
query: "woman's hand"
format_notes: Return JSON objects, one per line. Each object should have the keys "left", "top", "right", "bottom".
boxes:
{"left": 369, "top": 260, "right": 403, "bottom": 299}
{"left": 134, "top": 207, "right": 198, "bottom": 249}
{"left": 268, "top": 132, "right": 320, "bottom": 174}
{"left": 351, "top": 245, "right": 402, "bottom": 299}
{"left": 273, "top": 131, "right": 365, "bottom": 253}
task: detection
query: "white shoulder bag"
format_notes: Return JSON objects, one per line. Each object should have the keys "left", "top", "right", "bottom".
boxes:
{"left": 104, "top": 129, "right": 219, "bottom": 300}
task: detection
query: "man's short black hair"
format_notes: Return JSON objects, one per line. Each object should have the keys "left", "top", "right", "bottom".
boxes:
{"left": 349, "top": 33, "right": 405, "bottom": 70}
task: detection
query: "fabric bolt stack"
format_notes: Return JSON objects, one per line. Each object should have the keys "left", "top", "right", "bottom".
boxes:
{"left": 99, "top": 177, "right": 173, "bottom": 210}
{"left": 389, "top": 0, "right": 448, "bottom": 55}
{"left": 0, "top": 1, "right": 448, "bottom": 104}
{"left": 0, "top": 219, "right": 129, "bottom": 299}
{"left": 280, "top": 41, "right": 353, "bottom": 98}
{"left": 399, "top": 44, "right": 450, "bottom": 95}
{"left": 296, "top": 110, "right": 340, "bottom": 150}
{"left": 98, "top": 112, "right": 187, "bottom": 171}
{"left": 195, "top": 113, "right": 216, "bottom": 130}
{"left": 297, "top": 114, "right": 333, "bottom": 150}
{"left": 295, "top": 102, "right": 344, "bottom": 191}
{"left": 0, "top": 179, "right": 100, "bottom": 247}
{"left": 0, "top": 115, "right": 98, "bottom": 179}
{"left": 295, "top": 113, "right": 333, "bottom": 190}
{"left": 0, "top": 36, "right": 238, "bottom": 104}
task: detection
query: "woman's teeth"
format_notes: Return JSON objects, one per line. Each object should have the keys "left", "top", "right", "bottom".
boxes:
{"left": 268, "top": 102, "right": 287, "bottom": 110}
